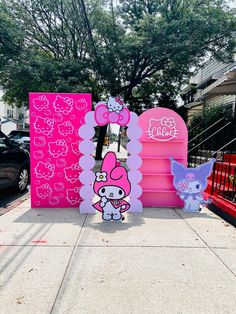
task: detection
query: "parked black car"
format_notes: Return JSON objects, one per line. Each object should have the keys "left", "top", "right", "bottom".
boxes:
{"left": 0, "top": 131, "right": 30, "bottom": 193}
{"left": 8, "top": 130, "right": 30, "bottom": 152}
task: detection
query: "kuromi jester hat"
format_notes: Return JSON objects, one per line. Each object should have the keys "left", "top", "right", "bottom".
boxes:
{"left": 170, "top": 158, "right": 215, "bottom": 191}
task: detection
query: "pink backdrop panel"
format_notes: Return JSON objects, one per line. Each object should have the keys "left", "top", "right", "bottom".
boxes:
{"left": 138, "top": 107, "right": 188, "bottom": 208}
{"left": 29, "top": 93, "right": 91, "bottom": 208}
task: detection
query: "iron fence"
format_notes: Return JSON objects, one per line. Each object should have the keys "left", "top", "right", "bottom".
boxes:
{"left": 188, "top": 101, "right": 236, "bottom": 204}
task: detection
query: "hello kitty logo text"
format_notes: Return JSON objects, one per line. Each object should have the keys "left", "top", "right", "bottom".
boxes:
{"left": 33, "top": 95, "right": 49, "bottom": 111}
{"left": 53, "top": 96, "right": 73, "bottom": 115}
{"left": 147, "top": 117, "right": 178, "bottom": 141}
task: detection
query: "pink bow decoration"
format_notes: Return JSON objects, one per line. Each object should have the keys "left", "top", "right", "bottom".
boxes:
{"left": 115, "top": 97, "right": 124, "bottom": 106}
{"left": 95, "top": 104, "right": 130, "bottom": 126}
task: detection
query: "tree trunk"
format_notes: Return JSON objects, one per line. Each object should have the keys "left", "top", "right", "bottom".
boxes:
{"left": 95, "top": 124, "right": 108, "bottom": 160}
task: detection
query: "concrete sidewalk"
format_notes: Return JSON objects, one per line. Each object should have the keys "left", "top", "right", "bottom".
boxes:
{"left": 0, "top": 200, "right": 236, "bottom": 314}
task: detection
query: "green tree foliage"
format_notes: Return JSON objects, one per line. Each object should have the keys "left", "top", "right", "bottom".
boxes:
{"left": 0, "top": 0, "right": 235, "bottom": 158}
{"left": 0, "top": 0, "right": 235, "bottom": 108}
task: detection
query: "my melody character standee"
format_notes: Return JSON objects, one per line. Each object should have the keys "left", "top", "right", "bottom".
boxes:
{"left": 93, "top": 152, "right": 131, "bottom": 221}
{"left": 170, "top": 158, "right": 215, "bottom": 212}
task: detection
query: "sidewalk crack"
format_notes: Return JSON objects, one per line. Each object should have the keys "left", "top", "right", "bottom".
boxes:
{"left": 174, "top": 209, "right": 236, "bottom": 278}
{"left": 50, "top": 213, "right": 88, "bottom": 314}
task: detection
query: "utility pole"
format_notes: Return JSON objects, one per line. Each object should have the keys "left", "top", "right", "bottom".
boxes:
{"left": 117, "top": 126, "right": 122, "bottom": 152}
{"left": 22, "top": 106, "right": 25, "bottom": 130}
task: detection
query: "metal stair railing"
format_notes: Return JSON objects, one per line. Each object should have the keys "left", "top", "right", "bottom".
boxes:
{"left": 188, "top": 117, "right": 225, "bottom": 144}
{"left": 210, "top": 138, "right": 236, "bottom": 203}
{"left": 188, "top": 121, "right": 232, "bottom": 154}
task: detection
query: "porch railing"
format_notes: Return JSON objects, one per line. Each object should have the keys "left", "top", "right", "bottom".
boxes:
{"left": 211, "top": 138, "right": 236, "bottom": 203}
{"left": 188, "top": 102, "right": 236, "bottom": 204}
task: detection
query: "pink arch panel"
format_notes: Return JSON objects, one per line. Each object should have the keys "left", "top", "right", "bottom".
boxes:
{"left": 79, "top": 111, "right": 143, "bottom": 213}
{"left": 138, "top": 108, "right": 188, "bottom": 207}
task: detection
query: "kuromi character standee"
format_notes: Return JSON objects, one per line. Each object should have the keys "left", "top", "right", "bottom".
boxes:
{"left": 170, "top": 158, "right": 215, "bottom": 212}
{"left": 93, "top": 152, "right": 131, "bottom": 221}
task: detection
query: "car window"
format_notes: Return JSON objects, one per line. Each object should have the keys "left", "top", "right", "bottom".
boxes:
{"left": 9, "top": 131, "right": 30, "bottom": 138}
{"left": 0, "top": 138, "right": 6, "bottom": 148}
{"left": 0, "top": 131, "right": 6, "bottom": 138}
{"left": 12, "top": 134, "right": 22, "bottom": 139}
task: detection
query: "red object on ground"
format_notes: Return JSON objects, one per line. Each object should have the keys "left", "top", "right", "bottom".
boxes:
{"left": 206, "top": 156, "right": 236, "bottom": 218}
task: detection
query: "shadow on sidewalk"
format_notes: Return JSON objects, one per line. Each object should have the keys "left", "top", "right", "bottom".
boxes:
{"left": 13, "top": 206, "right": 218, "bottom": 229}
{"left": 14, "top": 207, "right": 85, "bottom": 225}
{"left": 85, "top": 213, "right": 146, "bottom": 233}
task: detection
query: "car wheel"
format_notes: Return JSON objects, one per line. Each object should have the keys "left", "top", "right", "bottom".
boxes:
{"left": 17, "top": 168, "right": 29, "bottom": 193}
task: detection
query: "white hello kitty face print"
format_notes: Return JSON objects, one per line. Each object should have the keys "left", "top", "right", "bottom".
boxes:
{"left": 66, "top": 188, "right": 80, "bottom": 205}
{"left": 98, "top": 185, "right": 125, "bottom": 199}
{"left": 35, "top": 161, "right": 55, "bottom": 180}
{"left": 33, "top": 95, "right": 49, "bottom": 111}
{"left": 107, "top": 96, "right": 124, "bottom": 114}
{"left": 53, "top": 96, "right": 73, "bottom": 115}
{"left": 48, "top": 139, "right": 68, "bottom": 158}
{"left": 33, "top": 150, "right": 44, "bottom": 160}
{"left": 64, "top": 163, "right": 81, "bottom": 183}
{"left": 177, "top": 180, "right": 202, "bottom": 194}
{"left": 54, "top": 182, "right": 64, "bottom": 191}
{"left": 49, "top": 196, "right": 60, "bottom": 206}
{"left": 71, "top": 141, "right": 80, "bottom": 155}
{"left": 34, "top": 136, "right": 46, "bottom": 147}
{"left": 56, "top": 158, "right": 67, "bottom": 168}
{"left": 58, "top": 121, "right": 74, "bottom": 137}
{"left": 36, "top": 184, "right": 52, "bottom": 199}
{"left": 75, "top": 99, "right": 88, "bottom": 111}
{"left": 34, "top": 117, "right": 54, "bottom": 135}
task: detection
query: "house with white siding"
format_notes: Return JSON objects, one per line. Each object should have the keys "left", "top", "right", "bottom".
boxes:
{"left": 180, "top": 57, "right": 236, "bottom": 123}
{"left": 0, "top": 90, "right": 29, "bottom": 134}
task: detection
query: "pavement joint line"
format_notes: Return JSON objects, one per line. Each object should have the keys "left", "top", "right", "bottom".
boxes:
{"left": 174, "top": 208, "right": 236, "bottom": 278}
{"left": 0, "top": 244, "right": 210, "bottom": 248}
{"left": 50, "top": 213, "right": 88, "bottom": 314}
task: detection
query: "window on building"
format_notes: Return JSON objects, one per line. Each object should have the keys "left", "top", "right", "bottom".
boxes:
{"left": 7, "top": 109, "right": 14, "bottom": 118}
{"left": 184, "top": 91, "right": 195, "bottom": 105}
